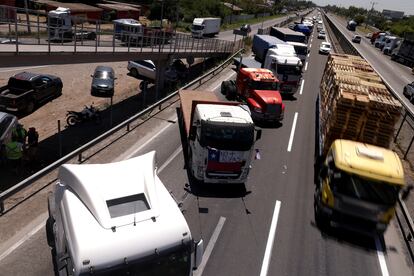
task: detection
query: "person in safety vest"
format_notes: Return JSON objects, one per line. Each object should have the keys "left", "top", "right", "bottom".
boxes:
{"left": 12, "top": 123, "right": 27, "bottom": 145}
{"left": 5, "top": 134, "right": 23, "bottom": 174}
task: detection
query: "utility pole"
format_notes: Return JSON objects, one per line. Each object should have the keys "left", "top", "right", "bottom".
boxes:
{"left": 365, "top": 1, "right": 377, "bottom": 28}
{"left": 24, "top": 0, "right": 31, "bottom": 34}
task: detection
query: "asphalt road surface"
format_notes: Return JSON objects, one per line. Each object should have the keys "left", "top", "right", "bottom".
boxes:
{"left": 0, "top": 11, "right": 413, "bottom": 276}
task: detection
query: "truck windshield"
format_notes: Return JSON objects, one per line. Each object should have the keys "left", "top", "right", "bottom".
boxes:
{"left": 48, "top": 18, "right": 63, "bottom": 27}
{"left": 276, "top": 64, "right": 302, "bottom": 76}
{"left": 200, "top": 121, "right": 254, "bottom": 151}
{"left": 330, "top": 170, "right": 400, "bottom": 206}
{"left": 192, "top": 25, "right": 204, "bottom": 31}
{"left": 249, "top": 81, "right": 279, "bottom": 90}
{"left": 80, "top": 245, "right": 191, "bottom": 276}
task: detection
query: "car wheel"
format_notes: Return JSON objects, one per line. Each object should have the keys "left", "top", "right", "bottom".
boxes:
{"left": 130, "top": 68, "right": 139, "bottom": 78}
{"left": 25, "top": 100, "right": 35, "bottom": 114}
{"left": 66, "top": 115, "right": 78, "bottom": 126}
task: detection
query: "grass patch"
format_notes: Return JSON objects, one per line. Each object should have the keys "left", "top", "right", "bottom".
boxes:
{"left": 221, "top": 14, "right": 285, "bottom": 31}
{"left": 357, "top": 25, "right": 376, "bottom": 34}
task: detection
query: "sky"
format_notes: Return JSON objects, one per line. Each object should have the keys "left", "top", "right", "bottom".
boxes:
{"left": 311, "top": 0, "right": 414, "bottom": 15}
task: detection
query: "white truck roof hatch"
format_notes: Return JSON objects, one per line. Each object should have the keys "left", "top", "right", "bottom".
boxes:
{"left": 197, "top": 104, "right": 253, "bottom": 124}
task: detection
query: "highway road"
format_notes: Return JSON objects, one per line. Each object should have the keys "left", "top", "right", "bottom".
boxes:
{"left": 326, "top": 14, "right": 414, "bottom": 109}
{"left": 0, "top": 11, "right": 413, "bottom": 276}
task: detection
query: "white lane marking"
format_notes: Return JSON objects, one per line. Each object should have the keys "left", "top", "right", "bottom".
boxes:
{"left": 158, "top": 146, "right": 182, "bottom": 172}
{"left": 194, "top": 216, "right": 226, "bottom": 276}
{"left": 0, "top": 65, "right": 49, "bottom": 73}
{"left": 375, "top": 236, "right": 390, "bottom": 276}
{"left": 304, "top": 61, "right": 308, "bottom": 71}
{"left": 287, "top": 112, "right": 298, "bottom": 152}
{"left": 299, "top": 79, "right": 305, "bottom": 95}
{"left": 0, "top": 212, "right": 47, "bottom": 261}
{"left": 307, "top": 53, "right": 310, "bottom": 58}
{"left": 259, "top": 200, "right": 282, "bottom": 276}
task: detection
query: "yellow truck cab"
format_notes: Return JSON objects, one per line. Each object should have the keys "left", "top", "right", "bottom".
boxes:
{"left": 315, "top": 139, "right": 405, "bottom": 234}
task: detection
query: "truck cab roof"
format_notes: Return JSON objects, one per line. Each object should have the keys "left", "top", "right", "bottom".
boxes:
{"left": 240, "top": 68, "right": 278, "bottom": 82}
{"left": 57, "top": 151, "right": 191, "bottom": 272}
{"left": 267, "top": 48, "right": 302, "bottom": 65}
{"left": 331, "top": 139, "right": 405, "bottom": 186}
{"left": 197, "top": 104, "right": 253, "bottom": 125}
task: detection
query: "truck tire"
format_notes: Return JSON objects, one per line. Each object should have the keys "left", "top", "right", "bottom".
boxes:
{"left": 224, "top": 81, "right": 237, "bottom": 100}
{"left": 130, "top": 68, "right": 139, "bottom": 78}
{"left": 314, "top": 193, "right": 329, "bottom": 231}
{"left": 46, "top": 193, "right": 55, "bottom": 248}
{"left": 221, "top": 81, "right": 229, "bottom": 95}
{"left": 25, "top": 100, "right": 35, "bottom": 114}
{"left": 66, "top": 115, "right": 78, "bottom": 126}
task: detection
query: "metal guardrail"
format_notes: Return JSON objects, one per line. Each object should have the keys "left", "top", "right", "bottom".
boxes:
{"left": 324, "top": 12, "right": 414, "bottom": 262}
{"left": 0, "top": 48, "right": 244, "bottom": 214}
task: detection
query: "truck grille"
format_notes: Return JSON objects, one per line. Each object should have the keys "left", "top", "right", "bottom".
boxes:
{"left": 266, "top": 104, "right": 281, "bottom": 115}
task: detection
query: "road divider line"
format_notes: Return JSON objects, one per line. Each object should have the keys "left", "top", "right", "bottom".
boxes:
{"left": 304, "top": 62, "right": 308, "bottom": 71}
{"left": 194, "top": 216, "right": 226, "bottom": 276}
{"left": 299, "top": 80, "right": 305, "bottom": 95}
{"left": 0, "top": 65, "right": 49, "bottom": 73}
{"left": 375, "top": 236, "right": 390, "bottom": 276}
{"left": 259, "top": 200, "right": 282, "bottom": 276}
{"left": 158, "top": 146, "right": 182, "bottom": 172}
{"left": 307, "top": 53, "right": 310, "bottom": 58}
{"left": 287, "top": 112, "right": 298, "bottom": 152}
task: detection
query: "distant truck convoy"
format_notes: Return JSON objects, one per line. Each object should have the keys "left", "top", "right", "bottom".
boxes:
{"left": 391, "top": 32, "right": 414, "bottom": 67}
{"left": 48, "top": 7, "right": 96, "bottom": 42}
{"left": 314, "top": 54, "right": 411, "bottom": 234}
{"left": 237, "top": 35, "right": 303, "bottom": 96}
{"left": 0, "top": 72, "right": 62, "bottom": 114}
{"left": 179, "top": 89, "right": 261, "bottom": 183}
{"left": 221, "top": 68, "right": 284, "bottom": 123}
{"left": 46, "top": 151, "right": 203, "bottom": 275}
{"left": 191, "top": 18, "right": 221, "bottom": 38}
{"left": 346, "top": 20, "right": 357, "bottom": 31}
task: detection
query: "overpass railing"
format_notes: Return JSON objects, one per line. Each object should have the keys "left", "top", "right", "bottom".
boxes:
{"left": 0, "top": 5, "right": 235, "bottom": 54}
{"left": 324, "top": 12, "right": 414, "bottom": 262}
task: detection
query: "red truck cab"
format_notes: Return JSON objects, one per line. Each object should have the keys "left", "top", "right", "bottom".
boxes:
{"left": 222, "top": 68, "right": 284, "bottom": 123}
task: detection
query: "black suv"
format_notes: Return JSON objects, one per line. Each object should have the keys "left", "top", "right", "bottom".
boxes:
{"left": 91, "top": 66, "right": 116, "bottom": 98}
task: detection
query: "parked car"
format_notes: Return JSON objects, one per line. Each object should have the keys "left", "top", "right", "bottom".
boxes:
{"left": 0, "top": 111, "right": 18, "bottom": 148}
{"left": 317, "top": 31, "right": 326, "bottom": 39}
{"left": 90, "top": 66, "right": 116, "bottom": 98}
{"left": 319, "top": 42, "right": 331, "bottom": 54}
{"left": 403, "top": 81, "right": 414, "bottom": 102}
{"left": 0, "top": 72, "right": 63, "bottom": 114}
{"left": 365, "top": 32, "right": 372, "bottom": 39}
{"left": 352, "top": 35, "right": 361, "bottom": 43}
{"left": 127, "top": 59, "right": 188, "bottom": 84}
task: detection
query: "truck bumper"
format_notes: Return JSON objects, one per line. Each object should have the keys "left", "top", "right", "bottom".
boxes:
{"left": 195, "top": 169, "right": 249, "bottom": 184}
{"left": 251, "top": 111, "right": 283, "bottom": 122}
{"left": 315, "top": 200, "right": 388, "bottom": 235}
{"left": 0, "top": 105, "right": 19, "bottom": 112}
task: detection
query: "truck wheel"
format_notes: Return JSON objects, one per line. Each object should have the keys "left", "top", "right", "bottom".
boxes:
{"left": 46, "top": 217, "right": 55, "bottom": 247}
{"left": 25, "top": 101, "right": 35, "bottom": 114}
{"left": 314, "top": 195, "right": 329, "bottom": 231}
{"left": 226, "top": 83, "right": 237, "bottom": 100}
{"left": 66, "top": 115, "right": 78, "bottom": 126}
{"left": 221, "top": 81, "right": 229, "bottom": 95}
{"left": 130, "top": 68, "right": 139, "bottom": 78}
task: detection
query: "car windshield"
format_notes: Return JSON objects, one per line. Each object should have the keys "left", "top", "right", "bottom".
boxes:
{"left": 329, "top": 170, "right": 400, "bottom": 206}
{"left": 80, "top": 245, "right": 191, "bottom": 276}
{"left": 249, "top": 80, "right": 279, "bottom": 90}
{"left": 200, "top": 121, "right": 254, "bottom": 151}
{"left": 322, "top": 44, "right": 330, "bottom": 49}
{"left": 94, "top": 71, "right": 113, "bottom": 79}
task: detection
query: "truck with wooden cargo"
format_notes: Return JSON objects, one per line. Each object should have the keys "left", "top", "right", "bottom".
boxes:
{"left": 178, "top": 89, "right": 261, "bottom": 184}
{"left": 46, "top": 151, "right": 203, "bottom": 275}
{"left": 221, "top": 68, "right": 284, "bottom": 123}
{"left": 314, "top": 53, "right": 411, "bottom": 234}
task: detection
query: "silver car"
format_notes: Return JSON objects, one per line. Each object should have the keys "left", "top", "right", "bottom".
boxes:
{"left": 91, "top": 66, "right": 116, "bottom": 98}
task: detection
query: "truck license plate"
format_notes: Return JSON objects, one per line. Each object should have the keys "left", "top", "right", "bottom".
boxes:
{"left": 219, "top": 151, "right": 243, "bottom": 163}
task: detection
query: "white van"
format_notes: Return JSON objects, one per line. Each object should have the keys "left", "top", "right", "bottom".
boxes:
{"left": 191, "top": 18, "right": 221, "bottom": 38}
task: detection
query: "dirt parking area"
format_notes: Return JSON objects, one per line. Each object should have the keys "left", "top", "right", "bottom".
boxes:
{"left": 0, "top": 61, "right": 139, "bottom": 139}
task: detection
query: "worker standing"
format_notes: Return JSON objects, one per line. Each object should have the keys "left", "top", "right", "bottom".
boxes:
{"left": 13, "top": 123, "right": 27, "bottom": 145}
{"left": 26, "top": 127, "right": 39, "bottom": 164}
{"left": 5, "top": 135, "right": 23, "bottom": 175}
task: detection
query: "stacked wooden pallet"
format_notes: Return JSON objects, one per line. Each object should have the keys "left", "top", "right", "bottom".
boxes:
{"left": 320, "top": 54, "right": 401, "bottom": 152}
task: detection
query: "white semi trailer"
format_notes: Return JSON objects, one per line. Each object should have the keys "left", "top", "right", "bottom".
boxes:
{"left": 46, "top": 151, "right": 203, "bottom": 275}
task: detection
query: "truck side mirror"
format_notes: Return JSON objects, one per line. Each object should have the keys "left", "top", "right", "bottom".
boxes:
{"left": 194, "top": 239, "right": 204, "bottom": 269}
{"left": 401, "top": 184, "right": 413, "bottom": 201}
{"left": 256, "top": 129, "right": 262, "bottom": 141}
{"left": 189, "top": 126, "right": 196, "bottom": 141}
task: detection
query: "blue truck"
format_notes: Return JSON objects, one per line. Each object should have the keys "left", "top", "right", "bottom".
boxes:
{"left": 293, "top": 24, "right": 311, "bottom": 36}
{"left": 252, "top": 34, "right": 286, "bottom": 62}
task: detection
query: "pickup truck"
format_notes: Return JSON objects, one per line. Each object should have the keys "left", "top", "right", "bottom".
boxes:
{"left": 0, "top": 72, "right": 63, "bottom": 114}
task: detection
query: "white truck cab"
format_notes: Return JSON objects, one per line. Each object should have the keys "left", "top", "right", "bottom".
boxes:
{"left": 46, "top": 151, "right": 203, "bottom": 276}
{"left": 48, "top": 7, "right": 73, "bottom": 41}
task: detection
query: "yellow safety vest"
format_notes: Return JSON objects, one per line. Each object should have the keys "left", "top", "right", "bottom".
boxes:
{"left": 5, "top": 141, "right": 22, "bottom": 160}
